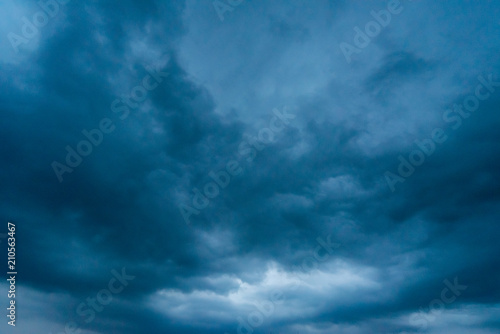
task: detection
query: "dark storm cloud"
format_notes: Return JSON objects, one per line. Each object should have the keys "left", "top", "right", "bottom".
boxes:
{"left": 0, "top": 0, "right": 500, "bottom": 333}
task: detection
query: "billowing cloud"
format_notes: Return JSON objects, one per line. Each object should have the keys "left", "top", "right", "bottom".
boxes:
{"left": 0, "top": 0, "right": 499, "bottom": 333}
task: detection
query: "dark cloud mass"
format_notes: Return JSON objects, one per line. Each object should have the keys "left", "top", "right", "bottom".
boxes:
{"left": 1, "top": 0, "right": 500, "bottom": 333}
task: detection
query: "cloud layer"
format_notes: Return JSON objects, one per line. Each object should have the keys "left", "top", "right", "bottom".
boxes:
{"left": 1, "top": 0, "right": 500, "bottom": 333}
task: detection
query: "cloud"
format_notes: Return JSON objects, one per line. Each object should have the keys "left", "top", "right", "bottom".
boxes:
{"left": 0, "top": 0, "right": 499, "bottom": 333}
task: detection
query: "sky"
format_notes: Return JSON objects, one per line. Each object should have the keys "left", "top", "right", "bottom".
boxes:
{"left": 1, "top": 0, "right": 500, "bottom": 333}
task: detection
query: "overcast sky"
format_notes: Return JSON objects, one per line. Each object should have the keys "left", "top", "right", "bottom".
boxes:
{"left": 1, "top": 0, "right": 500, "bottom": 333}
